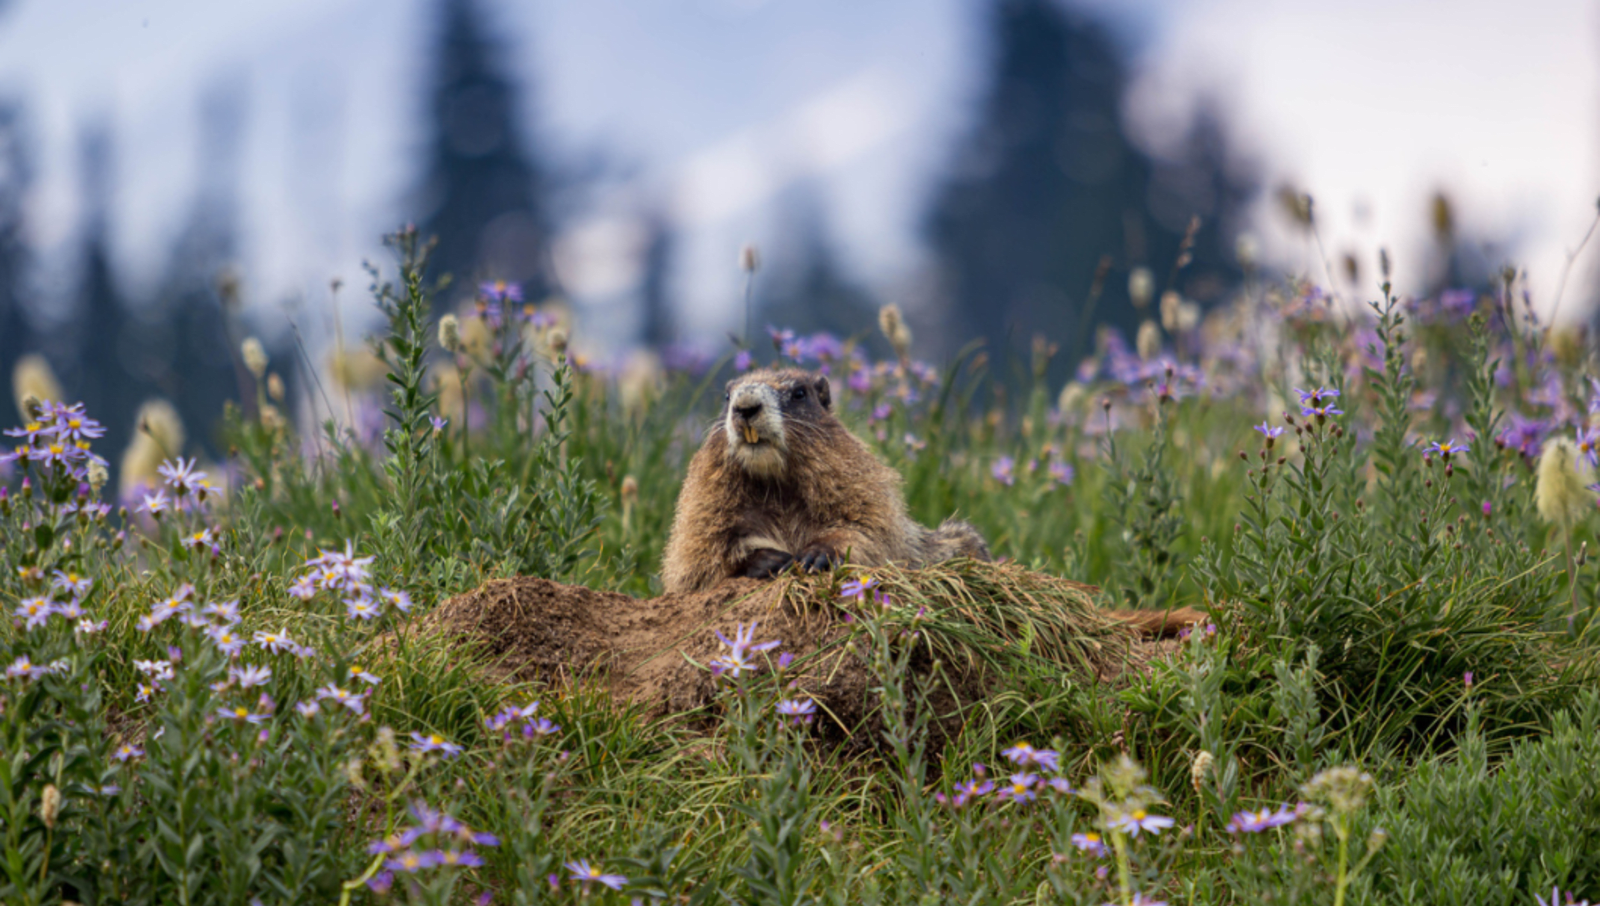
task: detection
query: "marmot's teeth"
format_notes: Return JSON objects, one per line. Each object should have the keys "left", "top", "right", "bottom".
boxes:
{"left": 743, "top": 426, "right": 760, "bottom": 444}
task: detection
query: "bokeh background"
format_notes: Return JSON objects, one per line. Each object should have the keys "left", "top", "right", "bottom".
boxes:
{"left": 1, "top": 0, "right": 1597, "bottom": 478}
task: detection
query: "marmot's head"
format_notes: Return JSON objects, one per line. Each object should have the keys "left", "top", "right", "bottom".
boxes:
{"left": 721, "top": 368, "right": 833, "bottom": 479}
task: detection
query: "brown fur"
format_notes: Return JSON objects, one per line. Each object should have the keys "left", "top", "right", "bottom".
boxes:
{"left": 1108, "top": 606, "right": 1208, "bottom": 639}
{"left": 661, "top": 368, "right": 989, "bottom": 594}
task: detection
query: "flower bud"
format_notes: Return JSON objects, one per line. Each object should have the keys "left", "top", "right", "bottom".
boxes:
{"left": 739, "top": 243, "right": 761, "bottom": 273}
{"left": 266, "top": 373, "right": 285, "bottom": 402}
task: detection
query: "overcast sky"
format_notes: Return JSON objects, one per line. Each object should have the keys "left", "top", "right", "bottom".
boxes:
{"left": 1, "top": 0, "right": 1596, "bottom": 352}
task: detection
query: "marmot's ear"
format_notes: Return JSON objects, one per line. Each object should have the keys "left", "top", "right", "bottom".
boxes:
{"left": 814, "top": 375, "right": 832, "bottom": 410}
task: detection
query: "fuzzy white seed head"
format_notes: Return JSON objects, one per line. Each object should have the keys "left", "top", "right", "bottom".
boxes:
{"left": 40, "top": 783, "right": 60, "bottom": 829}
{"left": 13, "top": 354, "right": 62, "bottom": 421}
{"left": 1128, "top": 267, "right": 1154, "bottom": 309}
{"left": 1235, "top": 233, "right": 1259, "bottom": 269}
{"left": 1136, "top": 320, "right": 1163, "bottom": 362}
{"left": 87, "top": 460, "right": 108, "bottom": 495}
{"left": 136, "top": 399, "right": 185, "bottom": 458}
{"left": 266, "top": 373, "right": 285, "bottom": 402}
{"left": 1160, "top": 291, "right": 1182, "bottom": 332}
{"left": 878, "top": 304, "right": 912, "bottom": 362}
{"left": 1057, "top": 381, "right": 1087, "bottom": 415}
{"left": 240, "top": 337, "right": 268, "bottom": 379}
{"left": 438, "top": 314, "right": 462, "bottom": 354}
{"left": 1536, "top": 438, "right": 1592, "bottom": 529}
{"left": 1190, "top": 750, "right": 1214, "bottom": 793}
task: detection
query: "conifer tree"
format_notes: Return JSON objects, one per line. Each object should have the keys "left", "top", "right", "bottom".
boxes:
{"left": 417, "top": 0, "right": 547, "bottom": 303}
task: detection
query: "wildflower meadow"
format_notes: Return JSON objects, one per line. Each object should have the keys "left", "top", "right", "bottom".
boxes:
{"left": 5, "top": 226, "right": 1600, "bottom": 905}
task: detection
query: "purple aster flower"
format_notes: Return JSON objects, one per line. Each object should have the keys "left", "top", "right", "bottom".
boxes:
{"left": 206, "top": 626, "right": 247, "bottom": 657}
{"left": 839, "top": 575, "right": 879, "bottom": 600}
{"left": 14, "top": 596, "right": 53, "bottom": 630}
{"left": 1424, "top": 439, "right": 1469, "bottom": 460}
{"left": 436, "top": 848, "right": 485, "bottom": 868}
{"left": 158, "top": 457, "right": 208, "bottom": 498}
{"left": 1001, "top": 742, "right": 1061, "bottom": 772}
{"left": 566, "top": 860, "right": 628, "bottom": 891}
{"left": 1070, "top": 831, "right": 1107, "bottom": 857}
{"left": 479, "top": 280, "right": 523, "bottom": 304}
{"left": 1225, "top": 805, "right": 1297, "bottom": 833}
{"left": 1254, "top": 422, "right": 1285, "bottom": 441}
{"left": 113, "top": 743, "right": 144, "bottom": 762}
{"left": 526, "top": 717, "right": 560, "bottom": 736}
{"left": 775, "top": 698, "right": 817, "bottom": 725}
{"left": 51, "top": 570, "right": 92, "bottom": 598}
{"left": 1049, "top": 460, "right": 1074, "bottom": 486}
{"left": 952, "top": 778, "right": 994, "bottom": 806}
{"left": 992, "top": 456, "right": 1016, "bottom": 486}
{"left": 346, "top": 596, "right": 381, "bottom": 621}
{"left": 315, "top": 684, "right": 366, "bottom": 714}
{"left": 410, "top": 732, "right": 464, "bottom": 757}
{"left": 998, "top": 772, "right": 1039, "bottom": 803}
{"left": 229, "top": 664, "right": 273, "bottom": 688}
{"left": 1111, "top": 809, "right": 1175, "bottom": 837}
{"left": 218, "top": 705, "right": 269, "bottom": 725}
{"left": 385, "top": 850, "right": 441, "bottom": 873}
{"left": 378, "top": 587, "right": 413, "bottom": 613}
{"left": 253, "top": 628, "right": 296, "bottom": 654}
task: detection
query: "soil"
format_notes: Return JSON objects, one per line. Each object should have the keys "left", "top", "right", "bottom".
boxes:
{"left": 422, "top": 570, "right": 1175, "bottom": 752}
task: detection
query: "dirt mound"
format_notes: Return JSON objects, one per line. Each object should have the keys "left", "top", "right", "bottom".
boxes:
{"left": 423, "top": 562, "right": 1146, "bottom": 747}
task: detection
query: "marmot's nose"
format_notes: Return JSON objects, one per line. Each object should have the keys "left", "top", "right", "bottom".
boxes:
{"left": 734, "top": 402, "right": 762, "bottom": 421}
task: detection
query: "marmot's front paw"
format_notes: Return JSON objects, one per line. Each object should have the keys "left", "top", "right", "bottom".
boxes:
{"left": 796, "top": 546, "right": 839, "bottom": 573}
{"left": 740, "top": 548, "right": 795, "bottom": 579}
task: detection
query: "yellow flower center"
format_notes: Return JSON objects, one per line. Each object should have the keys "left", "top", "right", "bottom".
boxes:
{"left": 234, "top": 708, "right": 249, "bottom": 718}
{"left": 1131, "top": 810, "right": 1147, "bottom": 820}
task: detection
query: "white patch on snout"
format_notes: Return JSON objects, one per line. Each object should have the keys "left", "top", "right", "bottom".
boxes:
{"left": 724, "top": 380, "right": 788, "bottom": 478}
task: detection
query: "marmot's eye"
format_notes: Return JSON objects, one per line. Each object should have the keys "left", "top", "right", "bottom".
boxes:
{"left": 792, "top": 387, "right": 806, "bottom": 400}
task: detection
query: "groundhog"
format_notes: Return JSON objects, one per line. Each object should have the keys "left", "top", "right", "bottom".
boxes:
{"left": 660, "top": 368, "right": 989, "bottom": 594}
{"left": 658, "top": 367, "right": 1206, "bottom": 637}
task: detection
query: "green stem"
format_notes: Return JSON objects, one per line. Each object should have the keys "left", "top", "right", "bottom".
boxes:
{"left": 1334, "top": 817, "right": 1350, "bottom": 906}
{"left": 1110, "top": 827, "right": 1133, "bottom": 906}
{"left": 1565, "top": 526, "right": 1580, "bottom": 623}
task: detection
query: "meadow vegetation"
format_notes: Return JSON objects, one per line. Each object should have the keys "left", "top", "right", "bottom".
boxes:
{"left": 3, "top": 226, "right": 1599, "bottom": 905}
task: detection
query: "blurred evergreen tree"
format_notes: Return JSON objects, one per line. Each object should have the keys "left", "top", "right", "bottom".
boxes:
{"left": 0, "top": 98, "right": 32, "bottom": 422}
{"left": 69, "top": 122, "right": 147, "bottom": 467}
{"left": 144, "top": 81, "right": 248, "bottom": 457}
{"left": 417, "top": 0, "right": 549, "bottom": 307}
{"left": 637, "top": 210, "right": 676, "bottom": 349}
{"left": 758, "top": 187, "right": 877, "bottom": 340}
{"left": 925, "top": 0, "right": 1251, "bottom": 377}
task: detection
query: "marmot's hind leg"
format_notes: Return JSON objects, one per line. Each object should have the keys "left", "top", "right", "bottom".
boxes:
{"left": 923, "top": 518, "right": 992, "bottom": 564}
